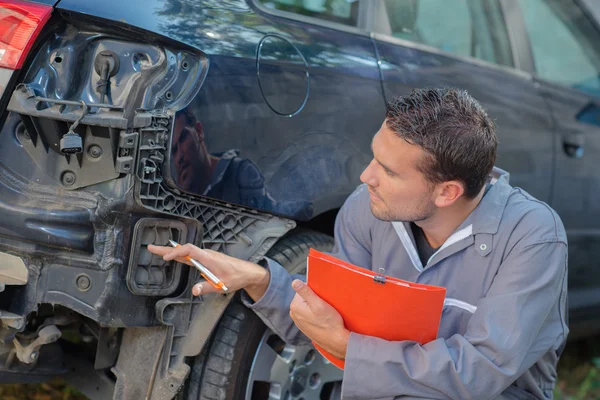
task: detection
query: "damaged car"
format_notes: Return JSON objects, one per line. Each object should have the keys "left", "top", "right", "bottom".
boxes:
{"left": 1, "top": 0, "right": 600, "bottom": 399}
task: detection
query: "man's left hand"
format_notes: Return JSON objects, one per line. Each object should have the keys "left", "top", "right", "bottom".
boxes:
{"left": 289, "top": 279, "right": 350, "bottom": 359}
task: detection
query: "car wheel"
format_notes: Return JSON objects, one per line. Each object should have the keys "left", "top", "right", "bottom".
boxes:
{"left": 184, "top": 230, "right": 343, "bottom": 400}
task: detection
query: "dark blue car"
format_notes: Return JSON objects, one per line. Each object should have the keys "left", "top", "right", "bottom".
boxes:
{"left": 0, "top": 0, "right": 599, "bottom": 399}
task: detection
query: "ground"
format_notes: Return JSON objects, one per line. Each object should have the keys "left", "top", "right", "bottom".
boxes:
{"left": 0, "top": 379, "right": 86, "bottom": 400}
{"left": 1, "top": 337, "right": 599, "bottom": 399}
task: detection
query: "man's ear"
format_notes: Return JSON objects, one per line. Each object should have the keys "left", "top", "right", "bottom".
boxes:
{"left": 194, "top": 121, "right": 205, "bottom": 142}
{"left": 434, "top": 181, "right": 464, "bottom": 208}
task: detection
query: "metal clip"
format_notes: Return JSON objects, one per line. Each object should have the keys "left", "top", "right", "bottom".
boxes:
{"left": 373, "top": 268, "right": 386, "bottom": 284}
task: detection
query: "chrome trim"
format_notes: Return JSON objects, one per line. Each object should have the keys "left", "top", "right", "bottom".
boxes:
{"left": 249, "top": 0, "right": 371, "bottom": 37}
{"left": 371, "top": 6, "right": 532, "bottom": 83}
{"left": 500, "top": 0, "right": 536, "bottom": 74}
{"left": 370, "top": 33, "right": 533, "bottom": 81}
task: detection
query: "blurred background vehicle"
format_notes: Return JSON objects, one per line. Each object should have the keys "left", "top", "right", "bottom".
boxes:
{"left": 1, "top": 0, "right": 600, "bottom": 399}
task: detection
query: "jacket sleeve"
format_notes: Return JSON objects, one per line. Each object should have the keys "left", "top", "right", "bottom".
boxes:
{"left": 342, "top": 239, "right": 569, "bottom": 400}
{"left": 241, "top": 184, "right": 374, "bottom": 345}
{"left": 241, "top": 257, "right": 311, "bottom": 345}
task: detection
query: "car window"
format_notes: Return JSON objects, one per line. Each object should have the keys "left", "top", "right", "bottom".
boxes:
{"left": 519, "top": 0, "right": 600, "bottom": 95}
{"left": 257, "top": 0, "right": 359, "bottom": 26}
{"left": 379, "top": 0, "right": 513, "bottom": 67}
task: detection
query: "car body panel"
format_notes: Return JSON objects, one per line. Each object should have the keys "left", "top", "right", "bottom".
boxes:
{"left": 57, "top": 0, "right": 384, "bottom": 220}
{"left": 29, "top": 0, "right": 58, "bottom": 5}
{"left": 506, "top": 0, "right": 600, "bottom": 336}
{"left": 538, "top": 81, "right": 600, "bottom": 295}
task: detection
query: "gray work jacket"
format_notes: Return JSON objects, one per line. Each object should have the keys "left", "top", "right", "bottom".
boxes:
{"left": 243, "top": 173, "right": 568, "bottom": 400}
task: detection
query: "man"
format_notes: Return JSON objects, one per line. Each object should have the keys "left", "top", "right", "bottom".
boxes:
{"left": 170, "top": 109, "right": 312, "bottom": 218}
{"left": 150, "top": 88, "right": 568, "bottom": 399}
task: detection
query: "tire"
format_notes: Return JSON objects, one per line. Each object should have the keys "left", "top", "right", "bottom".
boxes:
{"left": 184, "top": 230, "right": 343, "bottom": 400}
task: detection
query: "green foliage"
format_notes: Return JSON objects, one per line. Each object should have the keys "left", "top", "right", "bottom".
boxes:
{"left": 554, "top": 339, "right": 600, "bottom": 400}
{"left": 0, "top": 379, "right": 87, "bottom": 400}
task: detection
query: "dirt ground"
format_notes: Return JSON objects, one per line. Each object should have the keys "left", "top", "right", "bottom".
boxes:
{"left": 1, "top": 337, "right": 599, "bottom": 400}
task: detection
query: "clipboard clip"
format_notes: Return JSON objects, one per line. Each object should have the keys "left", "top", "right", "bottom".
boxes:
{"left": 374, "top": 268, "right": 386, "bottom": 284}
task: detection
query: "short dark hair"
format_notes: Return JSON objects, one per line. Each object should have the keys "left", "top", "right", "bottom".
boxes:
{"left": 385, "top": 88, "right": 497, "bottom": 199}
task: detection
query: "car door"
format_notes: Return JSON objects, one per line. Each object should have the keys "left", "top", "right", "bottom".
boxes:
{"left": 163, "top": 0, "right": 385, "bottom": 221}
{"left": 366, "top": 0, "right": 555, "bottom": 202}
{"left": 516, "top": 0, "right": 600, "bottom": 326}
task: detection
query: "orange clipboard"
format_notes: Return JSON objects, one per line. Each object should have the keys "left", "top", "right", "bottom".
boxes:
{"left": 306, "top": 249, "right": 446, "bottom": 369}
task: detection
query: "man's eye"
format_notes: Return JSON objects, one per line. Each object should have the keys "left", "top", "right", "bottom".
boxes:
{"left": 385, "top": 168, "right": 395, "bottom": 177}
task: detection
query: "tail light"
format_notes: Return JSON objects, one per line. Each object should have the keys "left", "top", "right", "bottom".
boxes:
{"left": 0, "top": 0, "right": 52, "bottom": 70}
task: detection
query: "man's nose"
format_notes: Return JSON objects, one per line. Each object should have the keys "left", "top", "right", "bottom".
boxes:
{"left": 360, "top": 160, "right": 378, "bottom": 186}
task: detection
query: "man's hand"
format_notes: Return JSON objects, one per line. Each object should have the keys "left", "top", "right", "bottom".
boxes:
{"left": 289, "top": 279, "right": 350, "bottom": 360}
{"left": 147, "top": 244, "right": 270, "bottom": 301}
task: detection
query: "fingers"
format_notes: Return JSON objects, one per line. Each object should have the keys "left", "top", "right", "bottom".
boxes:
{"left": 292, "top": 280, "right": 318, "bottom": 303}
{"left": 290, "top": 292, "right": 309, "bottom": 316}
{"left": 147, "top": 244, "right": 190, "bottom": 261}
{"left": 162, "top": 243, "right": 201, "bottom": 261}
{"left": 293, "top": 280, "right": 329, "bottom": 315}
{"left": 148, "top": 245, "right": 231, "bottom": 269}
{"left": 148, "top": 245, "right": 221, "bottom": 297}
{"left": 148, "top": 243, "right": 208, "bottom": 264}
{"left": 192, "top": 281, "right": 220, "bottom": 296}
{"left": 148, "top": 244, "right": 243, "bottom": 296}
{"left": 147, "top": 244, "right": 171, "bottom": 257}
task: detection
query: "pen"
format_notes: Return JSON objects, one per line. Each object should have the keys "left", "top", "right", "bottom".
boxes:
{"left": 168, "top": 240, "right": 229, "bottom": 292}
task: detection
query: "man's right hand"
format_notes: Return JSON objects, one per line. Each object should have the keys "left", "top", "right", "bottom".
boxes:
{"left": 147, "top": 243, "right": 271, "bottom": 302}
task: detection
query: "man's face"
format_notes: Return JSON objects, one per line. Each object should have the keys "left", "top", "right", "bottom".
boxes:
{"left": 171, "top": 114, "right": 209, "bottom": 190}
{"left": 360, "top": 121, "right": 437, "bottom": 222}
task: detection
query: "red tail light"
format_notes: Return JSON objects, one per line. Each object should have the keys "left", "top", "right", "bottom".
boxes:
{"left": 0, "top": 0, "right": 52, "bottom": 70}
